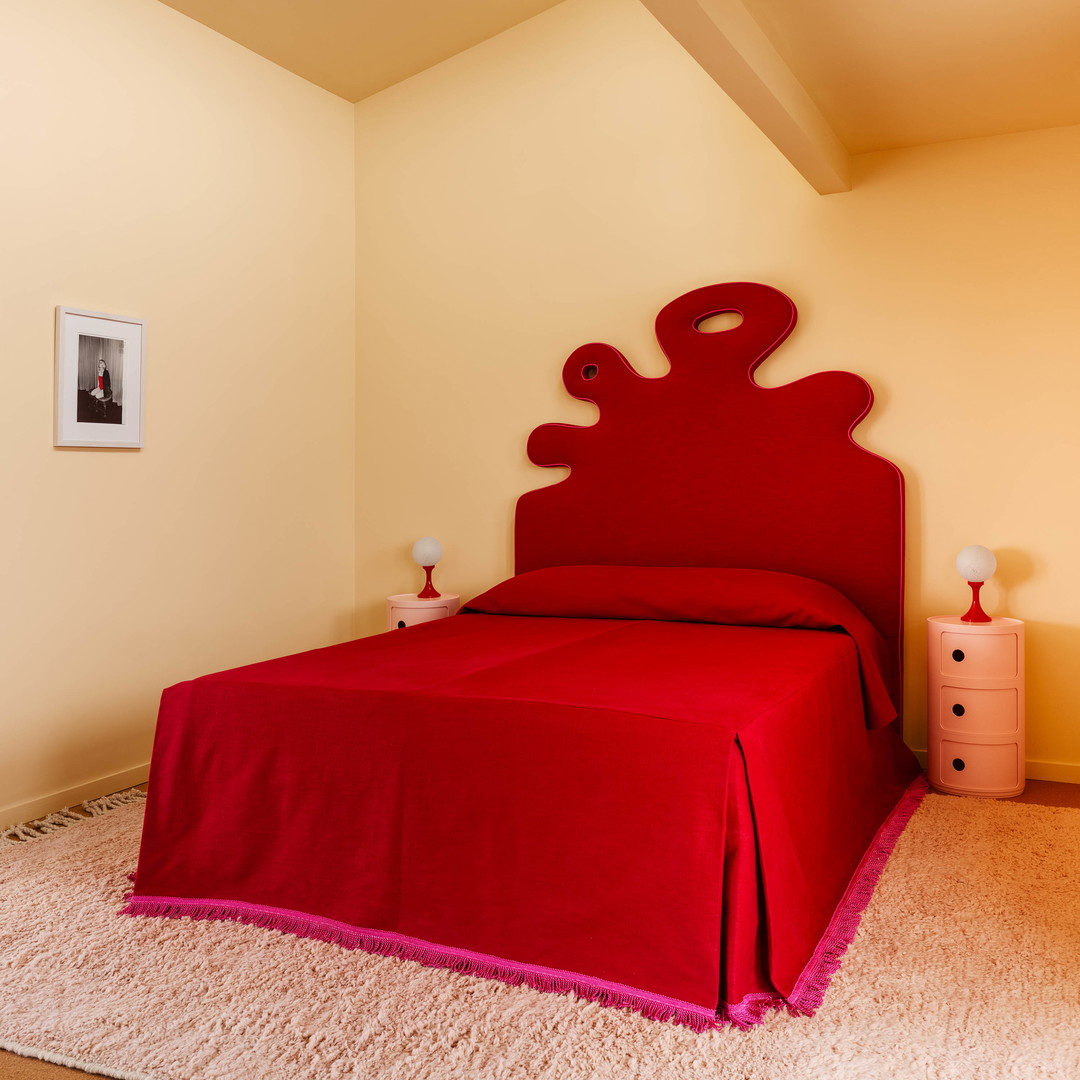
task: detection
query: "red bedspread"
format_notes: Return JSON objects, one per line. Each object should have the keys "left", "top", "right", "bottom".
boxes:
{"left": 128, "top": 569, "right": 922, "bottom": 1028}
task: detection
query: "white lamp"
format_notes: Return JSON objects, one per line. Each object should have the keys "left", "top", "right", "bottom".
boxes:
{"left": 956, "top": 544, "right": 996, "bottom": 623}
{"left": 412, "top": 537, "right": 443, "bottom": 599}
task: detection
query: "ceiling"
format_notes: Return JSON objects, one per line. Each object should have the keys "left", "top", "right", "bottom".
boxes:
{"left": 159, "top": 0, "right": 1080, "bottom": 158}
{"left": 742, "top": 0, "right": 1080, "bottom": 154}
{"left": 157, "top": 0, "right": 567, "bottom": 103}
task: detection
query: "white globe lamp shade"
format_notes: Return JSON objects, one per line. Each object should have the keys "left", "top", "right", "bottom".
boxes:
{"left": 956, "top": 545, "right": 996, "bottom": 583}
{"left": 412, "top": 537, "right": 443, "bottom": 567}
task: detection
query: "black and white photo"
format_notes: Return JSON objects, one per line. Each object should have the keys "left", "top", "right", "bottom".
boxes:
{"left": 55, "top": 308, "right": 145, "bottom": 448}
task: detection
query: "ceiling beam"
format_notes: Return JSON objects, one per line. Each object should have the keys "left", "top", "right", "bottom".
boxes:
{"left": 639, "top": 0, "right": 851, "bottom": 194}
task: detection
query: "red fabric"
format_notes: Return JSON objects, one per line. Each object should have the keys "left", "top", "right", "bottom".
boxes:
{"left": 132, "top": 605, "right": 919, "bottom": 1020}
{"left": 514, "top": 282, "right": 905, "bottom": 718}
{"left": 464, "top": 565, "right": 897, "bottom": 727}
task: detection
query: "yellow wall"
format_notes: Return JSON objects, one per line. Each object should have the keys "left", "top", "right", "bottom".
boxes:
{"left": 5, "top": 0, "right": 1077, "bottom": 825}
{"left": 1, "top": 0, "right": 356, "bottom": 825}
{"left": 355, "top": 0, "right": 1080, "bottom": 780}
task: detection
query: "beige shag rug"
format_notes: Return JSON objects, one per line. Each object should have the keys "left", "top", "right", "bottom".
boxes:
{"left": 1, "top": 790, "right": 1078, "bottom": 1080}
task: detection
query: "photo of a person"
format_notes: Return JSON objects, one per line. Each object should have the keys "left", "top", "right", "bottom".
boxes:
{"left": 89, "top": 358, "right": 111, "bottom": 401}
{"left": 55, "top": 307, "right": 145, "bottom": 448}
{"left": 75, "top": 335, "right": 124, "bottom": 425}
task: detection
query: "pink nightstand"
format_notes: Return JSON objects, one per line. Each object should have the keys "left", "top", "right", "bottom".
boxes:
{"left": 387, "top": 593, "right": 461, "bottom": 631}
{"left": 926, "top": 616, "right": 1025, "bottom": 798}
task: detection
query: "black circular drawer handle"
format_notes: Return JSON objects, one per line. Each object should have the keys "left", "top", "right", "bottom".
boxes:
{"left": 952, "top": 704, "right": 966, "bottom": 717}
{"left": 397, "top": 620, "right": 407, "bottom": 629}
{"left": 952, "top": 758, "right": 966, "bottom": 772}
{"left": 952, "top": 649, "right": 965, "bottom": 662}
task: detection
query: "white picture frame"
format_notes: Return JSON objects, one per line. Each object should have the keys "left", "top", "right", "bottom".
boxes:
{"left": 55, "top": 307, "right": 146, "bottom": 448}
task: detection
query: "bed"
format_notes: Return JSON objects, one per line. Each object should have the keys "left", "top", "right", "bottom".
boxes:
{"left": 126, "top": 282, "right": 924, "bottom": 1030}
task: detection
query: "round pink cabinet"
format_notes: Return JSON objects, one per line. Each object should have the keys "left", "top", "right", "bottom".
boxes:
{"left": 926, "top": 616, "right": 1025, "bottom": 798}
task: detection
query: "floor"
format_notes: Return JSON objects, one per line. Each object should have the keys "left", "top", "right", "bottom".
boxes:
{"left": 2, "top": 779, "right": 1078, "bottom": 1079}
{"left": 1010, "top": 778, "right": 1080, "bottom": 808}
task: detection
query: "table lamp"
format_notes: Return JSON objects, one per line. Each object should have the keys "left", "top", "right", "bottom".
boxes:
{"left": 412, "top": 537, "right": 443, "bottom": 599}
{"left": 956, "top": 544, "right": 996, "bottom": 623}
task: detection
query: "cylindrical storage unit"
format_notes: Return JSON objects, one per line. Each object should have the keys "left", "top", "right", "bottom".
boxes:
{"left": 927, "top": 616, "right": 1025, "bottom": 798}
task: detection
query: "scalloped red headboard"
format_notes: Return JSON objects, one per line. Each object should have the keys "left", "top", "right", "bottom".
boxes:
{"left": 515, "top": 282, "right": 905, "bottom": 713}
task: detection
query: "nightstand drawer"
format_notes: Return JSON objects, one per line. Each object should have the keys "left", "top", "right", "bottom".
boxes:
{"left": 389, "top": 603, "right": 453, "bottom": 629}
{"left": 937, "top": 739, "right": 1020, "bottom": 794}
{"left": 386, "top": 593, "right": 461, "bottom": 631}
{"left": 940, "top": 632, "right": 1017, "bottom": 678}
{"left": 938, "top": 686, "right": 1018, "bottom": 735}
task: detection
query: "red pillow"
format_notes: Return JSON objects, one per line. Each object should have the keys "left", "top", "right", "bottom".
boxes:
{"left": 464, "top": 565, "right": 896, "bottom": 728}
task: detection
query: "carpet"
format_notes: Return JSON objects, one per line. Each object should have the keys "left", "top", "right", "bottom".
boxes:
{"left": 1, "top": 791, "right": 1078, "bottom": 1080}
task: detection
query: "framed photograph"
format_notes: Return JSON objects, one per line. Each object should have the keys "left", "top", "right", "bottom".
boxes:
{"left": 55, "top": 307, "right": 146, "bottom": 448}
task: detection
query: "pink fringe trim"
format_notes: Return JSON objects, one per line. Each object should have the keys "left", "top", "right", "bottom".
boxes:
{"left": 786, "top": 772, "right": 930, "bottom": 1016}
{"left": 121, "top": 894, "right": 720, "bottom": 1030}
{"left": 120, "top": 774, "right": 928, "bottom": 1032}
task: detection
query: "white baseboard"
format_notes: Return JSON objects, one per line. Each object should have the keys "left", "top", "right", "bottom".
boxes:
{"left": 911, "top": 748, "right": 1080, "bottom": 786}
{"left": 0, "top": 763, "right": 150, "bottom": 830}
{"left": 1023, "top": 758, "right": 1080, "bottom": 784}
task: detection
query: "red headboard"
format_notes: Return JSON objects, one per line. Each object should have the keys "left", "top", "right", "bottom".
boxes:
{"left": 515, "top": 282, "right": 905, "bottom": 712}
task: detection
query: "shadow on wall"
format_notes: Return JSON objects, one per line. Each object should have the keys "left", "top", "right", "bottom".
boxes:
{"left": 1022, "top": 620, "right": 1080, "bottom": 769}
{"left": 993, "top": 547, "right": 1038, "bottom": 614}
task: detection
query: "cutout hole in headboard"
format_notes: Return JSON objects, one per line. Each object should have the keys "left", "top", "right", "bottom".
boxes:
{"left": 695, "top": 311, "right": 743, "bottom": 333}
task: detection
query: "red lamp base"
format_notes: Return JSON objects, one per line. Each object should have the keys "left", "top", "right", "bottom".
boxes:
{"left": 417, "top": 565, "right": 441, "bottom": 599}
{"left": 960, "top": 580, "right": 991, "bottom": 623}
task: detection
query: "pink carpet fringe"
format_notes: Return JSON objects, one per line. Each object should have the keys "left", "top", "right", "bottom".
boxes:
{"left": 121, "top": 773, "right": 928, "bottom": 1032}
